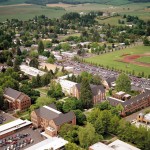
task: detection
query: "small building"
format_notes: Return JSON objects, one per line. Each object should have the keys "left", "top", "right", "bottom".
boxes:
{"left": 25, "top": 137, "right": 68, "bottom": 150}
{"left": 137, "top": 113, "right": 150, "bottom": 124}
{"left": 38, "top": 55, "right": 48, "bottom": 62}
{"left": 31, "top": 103, "right": 76, "bottom": 137}
{"left": 89, "top": 142, "right": 114, "bottom": 150}
{"left": 4, "top": 88, "right": 31, "bottom": 111}
{"left": 114, "top": 91, "right": 126, "bottom": 99}
{"left": 61, "top": 51, "right": 77, "bottom": 58}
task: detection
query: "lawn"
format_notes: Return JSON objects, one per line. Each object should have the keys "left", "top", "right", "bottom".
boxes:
{"left": 0, "top": 5, "right": 66, "bottom": 21}
{"left": 85, "top": 46, "right": 150, "bottom": 76}
{"left": 136, "top": 56, "right": 150, "bottom": 64}
{"left": 96, "top": 16, "right": 123, "bottom": 26}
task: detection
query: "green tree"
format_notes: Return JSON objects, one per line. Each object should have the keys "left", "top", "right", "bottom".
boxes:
{"left": 115, "top": 73, "right": 131, "bottom": 93}
{"left": 35, "top": 96, "right": 55, "bottom": 107}
{"left": 38, "top": 40, "right": 44, "bottom": 54}
{"left": 80, "top": 78, "right": 92, "bottom": 109}
{"left": 65, "top": 143, "right": 84, "bottom": 150}
{"left": 16, "top": 47, "right": 22, "bottom": 55}
{"left": 73, "top": 109, "right": 86, "bottom": 125}
{"left": 78, "top": 123, "right": 102, "bottom": 149}
{"left": 47, "top": 81, "right": 63, "bottom": 99}
{"left": 6, "top": 56, "right": 13, "bottom": 66}
{"left": 29, "top": 58, "right": 39, "bottom": 68}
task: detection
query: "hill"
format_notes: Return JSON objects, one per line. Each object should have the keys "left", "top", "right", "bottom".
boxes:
{"left": 0, "top": 0, "right": 150, "bottom": 6}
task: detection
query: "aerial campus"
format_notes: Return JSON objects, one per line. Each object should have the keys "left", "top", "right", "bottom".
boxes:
{"left": 0, "top": 0, "right": 150, "bottom": 150}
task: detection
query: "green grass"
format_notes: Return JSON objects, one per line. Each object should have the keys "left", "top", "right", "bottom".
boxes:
{"left": 85, "top": 46, "right": 150, "bottom": 76}
{"left": 97, "top": 16, "right": 123, "bottom": 25}
{"left": 0, "top": 5, "right": 66, "bottom": 21}
{"left": 136, "top": 56, "right": 150, "bottom": 64}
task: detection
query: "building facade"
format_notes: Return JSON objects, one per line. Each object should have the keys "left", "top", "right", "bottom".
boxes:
{"left": 31, "top": 104, "right": 76, "bottom": 137}
{"left": 107, "top": 90, "right": 150, "bottom": 116}
{"left": 72, "top": 84, "right": 106, "bottom": 105}
{"left": 4, "top": 88, "right": 31, "bottom": 111}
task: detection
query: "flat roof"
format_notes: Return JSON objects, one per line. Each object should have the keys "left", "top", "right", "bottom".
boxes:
{"left": 90, "top": 142, "right": 114, "bottom": 150}
{"left": 25, "top": 137, "right": 68, "bottom": 150}
{"left": 20, "top": 65, "right": 46, "bottom": 77}
{"left": 59, "top": 79, "right": 77, "bottom": 89}
{"left": 58, "top": 74, "right": 73, "bottom": 80}
{"left": 108, "top": 140, "right": 141, "bottom": 150}
{"left": 0, "top": 119, "right": 31, "bottom": 136}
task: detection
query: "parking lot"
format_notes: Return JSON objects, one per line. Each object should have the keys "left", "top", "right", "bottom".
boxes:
{"left": 56, "top": 60, "right": 150, "bottom": 90}
{"left": 0, "top": 127, "right": 44, "bottom": 150}
{"left": 0, "top": 111, "right": 16, "bottom": 125}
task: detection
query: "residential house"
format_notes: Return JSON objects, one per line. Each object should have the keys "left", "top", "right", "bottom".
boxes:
{"left": 104, "top": 77, "right": 116, "bottom": 89}
{"left": 31, "top": 104, "right": 76, "bottom": 137}
{"left": 4, "top": 88, "right": 31, "bottom": 111}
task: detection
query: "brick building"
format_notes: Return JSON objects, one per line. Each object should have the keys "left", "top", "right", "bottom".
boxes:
{"left": 72, "top": 84, "right": 106, "bottom": 105}
{"left": 107, "top": 90, "right": 150, "bottom": 116}
{"left": 4, "top": 88, "right": 31, "bottom": 111}
{"left": 31, "top": 104, "right": 76, "bottom": 137}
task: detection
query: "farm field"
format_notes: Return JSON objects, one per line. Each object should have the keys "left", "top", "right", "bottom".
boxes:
{"left": 0, "top": 2, "right": 150, "bottom": 22}
{"left": 85, "top": 46, "right": 150, "bottom": 76}
{"left": 0, "top": 5, "right": 66, "bottom": 21}
{"left": 136, "top": 56, "right": 150, "bottom": 64}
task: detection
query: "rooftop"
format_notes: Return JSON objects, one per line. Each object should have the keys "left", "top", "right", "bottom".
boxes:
{"left": 108, "top": 139, "right": 141, "bottom": 150}
{"left": 90, "top": 142, "right": 114, "bottom": 150}
{"left": 25, "top": 137, "right": 68, "bottom": 150}
{"left": 20, "top": 64, "right": 46, "bottom": 77}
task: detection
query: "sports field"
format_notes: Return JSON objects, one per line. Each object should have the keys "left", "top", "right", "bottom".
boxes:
{"left": 85, "top": 46, "right": 150, "bottom": 76}
{"left": 136, "top": 56, "right": 150, "bottom": 64}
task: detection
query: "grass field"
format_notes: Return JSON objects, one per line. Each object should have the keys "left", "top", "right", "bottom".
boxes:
{"left": 0, "top": 2, "right": 149, "bottom": 22}
{"left": 85, "top": 46, "right": 150, "bottom": 76}
{"left": 136, "top": 56, "right": 150, "bottom": 64}
{"left": 0, "top": 5, "right": 66, "bottom": 21}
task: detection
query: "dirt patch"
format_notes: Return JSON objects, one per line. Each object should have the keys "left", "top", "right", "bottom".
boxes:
{"left": 0, "top": 3, "right": 32, "bottom": 8}
{"left": 120, "top": 54, "right": 150, "bottom": 67}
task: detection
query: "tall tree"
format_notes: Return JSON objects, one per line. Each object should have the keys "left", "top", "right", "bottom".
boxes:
{"left": 6, "top": 56, "right": 13, "bottom": 66}
{"left": 29, "top": 58, "right": 39, "bottom": 68}
{"left": 115, "top": 73, "right": 131, "bottom": 93}
{"left": 80, "top": 78, "right": 92, "bottom": 109}
{"left": 38, "top": 40, "right": 44, "bottom": 54}
{"left": 16, "top": 47, "right": 22, "bottom": 55}
{"left": 78, "top": 123, "right": 102, "bottom": 149}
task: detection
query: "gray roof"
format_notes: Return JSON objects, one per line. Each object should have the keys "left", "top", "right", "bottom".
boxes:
{"left": 53, "top": 111, "right": 75, "bottom": 126}
{"left": 34, "top": 104, "right": 60, "bottom": 121}
{"left": 34, "top": 104, "right": 75, "bottom": 126}
{"left": 75, "top": 84, "right": 105, "bottom": 96}
{"left": 107, "top": 90, "right": 150, "bottom": 108}
{"left": 106, "top": 77, "right": 116, "bottom": 87}
{"left": 4, "top": 88, "right": 22, "bottom": 100}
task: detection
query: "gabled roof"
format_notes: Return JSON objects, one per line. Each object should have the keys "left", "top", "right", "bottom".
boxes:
{"left": 34, "top": 104, "right": 75, "bottom": 126}
{"left": 34, "top": 104, "right": 61, "bottom": 121}
{"left": 53, "top": 111, "right": 75, "bottom": 126}
{"left": 107, "top": 90, "right": 150, "bottom": 108}
{"left": 4, "top": 88, "right": 22, "bottom": 100}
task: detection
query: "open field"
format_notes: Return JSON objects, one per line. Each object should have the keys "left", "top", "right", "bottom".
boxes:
{"left": 0, "top": 2, "right": 150, "bottom": 22}
{"left": 85, "top": 46, "right": 150, "bottom": 76}
{"left": 136, "top": 56, "right": 150, "bottom": 64}
{"left": 0, "top": 5, "right": 66, "bottom": 21}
